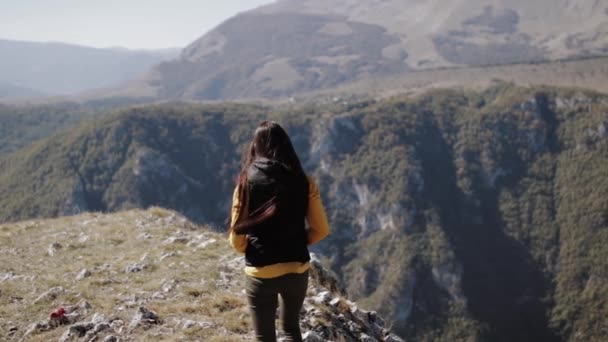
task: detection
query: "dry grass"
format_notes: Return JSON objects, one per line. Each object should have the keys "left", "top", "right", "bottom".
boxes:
{"left": 0, "top": 207, "right": 253, "bottom": 341}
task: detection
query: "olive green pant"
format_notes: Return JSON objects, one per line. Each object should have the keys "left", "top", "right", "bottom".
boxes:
{"left": 245, "top": 270, "right": 309, "bottom": 342}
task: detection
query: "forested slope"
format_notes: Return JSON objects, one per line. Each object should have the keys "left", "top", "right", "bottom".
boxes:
{"left": 0, "top": 85, "right": 606, "bottom": 341}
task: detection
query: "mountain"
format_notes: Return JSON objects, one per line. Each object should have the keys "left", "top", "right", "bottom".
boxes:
{"left": 0, "top": 39, "right": 180, "bottom": 97}
{"left": 0, "top": 82, "right": 44, "bottom": 99}
{"left": 0, "top": 208, "right": 403, "bottom": 341}
{"left": 137, "top": 0, "right": 608, "bottom": 100}
{"left": 0, "top": 85, "right": 606, "bottom": 341}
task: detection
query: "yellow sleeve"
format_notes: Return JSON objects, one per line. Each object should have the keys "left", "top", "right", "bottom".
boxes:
{"left": 229, "top": 186, "right": 247, "bottom": 253}
{"left": 306, "top": 177, "right": 330, "bottom": 245}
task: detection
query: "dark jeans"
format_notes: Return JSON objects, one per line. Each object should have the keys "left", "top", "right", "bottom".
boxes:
{"left": 245, "top": 270, "right": 309, "bottom": 342}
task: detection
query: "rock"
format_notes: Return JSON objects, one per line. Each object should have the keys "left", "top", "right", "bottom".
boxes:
{"left": 329, "top": 297, "right": 342, "bottom": 308}
{"left": 103, "top": 336, "right": 120, "bottom": 342}
{"left": 80, "top": 301, "right": 93, "bottom": 310}
{"left": 598, "top": 122, "right": 607, "bottom": 138}
{"left": 125, "top": 262, "right": 149, "bottom": 273}
{"left": 311, "top": 291, "right": 332, "bottom": 304}
{"left": 76, "top": 268, "right": 91, "bottom": 280}
{"left": 90, "top": 313, "right": 105, "bottom": 324}
{"left": 163, "top": 236, "right": 190, "bottom": 244}
{"left": 152, "top": 291, "right": 166, "bottom": 300}
{"left": 23, "top": 321, "right": 51, "bottom": 338}
{"left": 302, "top": 331, "right": 324, "bottom": 342}
{"left": 159, "top": 251, "right": 177, "bottom": 261}
{"left": 385, "top": 334, "right": 406, "bottom": 342}
{"left": 64, "top": 312, "right": 83, "bottom": 325}
{"left": 359, "top": 333, "right": 378, "bottom": 342}
{"left": 1, "top": 272, "right": 15, "bottom": 282}
{"left": 129, "top": 306, "right": 161, "bottom": 331}
{"left": 48, "top": 242, "right": 62, "bottom": 256}
{"left": 83, "top": 322, "right": 110, "bottom": 339}
{"left": 138, "top": 232, "right": 153, "bottom": 240}
{"left": 182, "top": 320, "right": 198, "bottom": 329}
{"left": 125, "top": 254, "right": 153, "bottom": 273}
{"left": 180, "top": 319, "right": 212, "bottom": 329}
{"left": 197, "top": 238, "right": 217, "bottom": 249}
{"left": 33, "top": 286, "right": 65, "bottom": 304}
{"left": 110, "top": 319, "right": 125, "bottom": 334}
{"left": 69, "top": 322, "right": 95, "bottom": 336}
{"left": 161, "top": 279, "right": 178, "bottom": 293}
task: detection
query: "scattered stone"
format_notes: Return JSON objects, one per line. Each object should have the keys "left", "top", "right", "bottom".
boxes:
{"left": 110, "top": 319, "right": 125, "bottom": 334}
{"left": 80, "top": 301, "right": 93, "bottom": 310}
{"left": 152, "top": 291, "right": 166, "bottom": 300}
{"left": 1, "top": 272, "right": 15, "bottom": 282}
{"left": 23, "top": 321, "right": 51, "bottom": 338}
{"left": 76, "top": 268, "right": 91, "bottom": 280}
{"left": 329, "top": 297, "right": 342, "bottom": 307}
{"left": 33, "top": 286, "right": 65, "bottom": 304}
{"left": 48, "top": 242, "right": 62, "bottom": 256}
{"left": 197, "top": 238, "right": 217, "bottom": 249}
{"left": 163, "top": 236, "right": 189, "bottom": 244}
{"left": 182, "top": 319, "right": 212, "bottom": 330}
{"left": 311, "top": 291, "right": 332, "bottom": 305}
{"left": 159, "top": 251, "right": 177, "bottom": 261}
{"left": 182, "top": 320, "right": 198, "bottom": 329}
{"left": 104, "top": 335, "right": 120, "bottom": 342}
{"left": 385, "top": 334, "right": 406, "bottom": 342}
{"left": 84, "top": 322, "right": 110, "bottom": 339}
{"left": 90, "top": 313, "right": 106, "bottom": 324}
{"left": 302, "top": 331, "right": 324, "bottom": 342}
{"left": 359, "top": 333, "right": 378, "bottom": 342}
{"left": 125, "top": 262, "right": 149, "bottom": 273}
{"left": 68, "top": 322, "right": 95, "bottom": 337}
{"left": 138, "top": 232, "right": 153, "bottom": 240}
{"left": 129, "top": 306, "right": 161, "bottom": 331}
{"left": 161, "top": 279, "right": 177, "bottom": 293}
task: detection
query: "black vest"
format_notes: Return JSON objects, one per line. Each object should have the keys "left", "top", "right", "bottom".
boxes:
{"left": 245, "top": 158, "right": 310, "bottom": 267}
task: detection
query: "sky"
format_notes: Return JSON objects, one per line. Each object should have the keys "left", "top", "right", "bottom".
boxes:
{"left": 0, "top": 0, "right": 276, "bottom": 50}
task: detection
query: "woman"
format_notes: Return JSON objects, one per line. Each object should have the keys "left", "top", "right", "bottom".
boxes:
{"left": 229, "top": 121, "right": 330, "bottom": 342}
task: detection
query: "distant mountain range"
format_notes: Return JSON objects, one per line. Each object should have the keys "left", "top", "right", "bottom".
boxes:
{"left": 0, "top": 81, "right": 44, "bottom": 99}
{"left": 131, "top": 0, "right": 608, "bottom": 100}
{"left": 0, "top": 39, "right": 179, "bottom": 97}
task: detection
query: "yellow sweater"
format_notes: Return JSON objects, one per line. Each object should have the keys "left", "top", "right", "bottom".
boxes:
{"left": 229, "top": 176, "right": 330, "bottom": 278}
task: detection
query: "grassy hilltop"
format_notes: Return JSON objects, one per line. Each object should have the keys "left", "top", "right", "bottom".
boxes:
{"left": 0, "top": 207, "right": 402, "bottom": 341}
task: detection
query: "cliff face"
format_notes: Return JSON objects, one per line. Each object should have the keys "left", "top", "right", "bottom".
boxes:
{"left": 0, "top": 85, "right": 607, "bottom": 341}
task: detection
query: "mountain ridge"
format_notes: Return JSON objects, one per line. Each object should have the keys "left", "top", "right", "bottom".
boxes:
{"left": 132, "top": 0, "right": 608, "bottom": 100}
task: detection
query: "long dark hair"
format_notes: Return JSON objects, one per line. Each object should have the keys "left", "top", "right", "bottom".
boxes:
{"left": 230, "top": 121, "right": 307, "bottom": 234}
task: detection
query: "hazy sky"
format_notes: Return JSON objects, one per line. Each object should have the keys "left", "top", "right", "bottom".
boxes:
{"left": 0, "top": 0, "right": 276, "bottom": 49}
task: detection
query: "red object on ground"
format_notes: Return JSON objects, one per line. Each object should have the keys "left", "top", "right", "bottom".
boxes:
{"left": 50, "top": 307, "right": 66, "bottom": 319}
